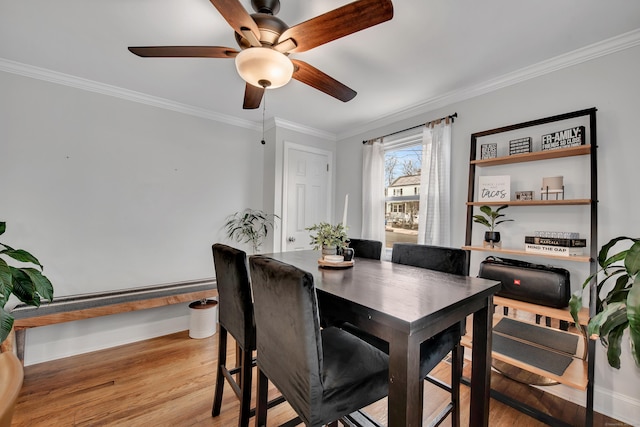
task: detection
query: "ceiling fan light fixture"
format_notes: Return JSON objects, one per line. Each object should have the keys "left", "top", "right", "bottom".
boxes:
{"left": 235, "top": 47, "right": 294, "bottom": 89}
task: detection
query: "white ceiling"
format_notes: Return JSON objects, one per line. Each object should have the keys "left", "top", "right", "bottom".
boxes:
{"left": 2, "top": 0, "right": 640, "bottom": 138}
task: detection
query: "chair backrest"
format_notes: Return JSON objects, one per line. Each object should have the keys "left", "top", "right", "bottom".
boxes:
{"left": 212, "top": 243, "right": 255, "bottom": 351}
{"left": 249, "top": 255, "right": 323, "bottom": 421}
{"left": 348, "top": 238, "right": 383, "bottom": 260}
{"left": 0, "top": 352, "right": 23, "bottom": 427}
{"left": 391, "top": 243, "right": 469, "bottom": 276}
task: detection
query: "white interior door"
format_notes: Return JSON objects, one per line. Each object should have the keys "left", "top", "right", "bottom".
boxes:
{"left": 283, "top": 143, "right": 332, "bottom": 251}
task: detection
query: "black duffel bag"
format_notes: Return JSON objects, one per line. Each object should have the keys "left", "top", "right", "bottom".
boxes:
{"left": 478, "top": 256, "right": 571, "bottom": 308}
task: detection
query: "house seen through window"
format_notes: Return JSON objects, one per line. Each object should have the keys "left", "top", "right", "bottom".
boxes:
{"left": 384, "top": 142, "right": 422, "bottom": 248}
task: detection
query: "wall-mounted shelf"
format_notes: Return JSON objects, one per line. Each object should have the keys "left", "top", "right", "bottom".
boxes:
{"left": 470, "top": 144, "right": 590, "bottom": 166}
{"left": 466, "top": 199, "right": 591, "bottom": 207}
{"left": 462, "top": 245, "right": 592, "bottom": 263}
{"left": 464, "top": 107, "right": 598, "bottom": 426}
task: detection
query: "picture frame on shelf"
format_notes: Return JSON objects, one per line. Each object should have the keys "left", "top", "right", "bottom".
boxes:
{"left": 478, "top": 175, "right": 510, "bottom": 202}
{"left": 480, "top": 143, "right": 498, "bottom": 159}
{"left": 509, "top": 137, "right": 532, "bottom": 155}
{"left": 515, "top": 191, "right": 534, "bottom": 201}
{"left": 541, "top": 126, "right": 585, "bottom": 151}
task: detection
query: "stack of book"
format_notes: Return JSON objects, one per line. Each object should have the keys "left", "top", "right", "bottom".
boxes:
{"left": 524, "top": 235, "right": 586, "bottom": 256}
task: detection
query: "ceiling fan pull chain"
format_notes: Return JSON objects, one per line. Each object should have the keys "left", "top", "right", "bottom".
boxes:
{"left": 261, "top": 90, "right": 267, "bottom": 145}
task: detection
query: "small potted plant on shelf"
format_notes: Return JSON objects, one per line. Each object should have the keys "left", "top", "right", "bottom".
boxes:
{"left": 306, "top": 222, "right": 348, "bottom": 258}
{"left": 570, "top": 236, "right": 640, "bottom": 369}
{"left": 472, "top": 205, "right": 513, "bottom": 248}
{"left": 224, "top": 209, "right": 279, "bottom": 254}
{"left": 0, "top": 221, "right": 54, "bottom": 344}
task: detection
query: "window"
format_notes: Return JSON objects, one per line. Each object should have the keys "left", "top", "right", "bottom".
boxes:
{"left": 363, "top": 121, "right": 452, "bottom": 253}
{"left": 384, "top": 130, "right": 423, "bottom": 248}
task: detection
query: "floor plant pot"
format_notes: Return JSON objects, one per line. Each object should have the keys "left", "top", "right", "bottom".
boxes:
{"left": 188, "top": 299, "right": 218, "bottom": 339}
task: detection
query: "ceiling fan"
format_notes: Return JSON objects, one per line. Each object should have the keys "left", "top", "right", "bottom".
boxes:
{"left": 128, "top": 0, "right": 393, "bottom": 109}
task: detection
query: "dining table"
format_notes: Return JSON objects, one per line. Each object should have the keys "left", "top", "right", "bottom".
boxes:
{"left": 262, "top": 249, "right": 501, "bottom": 427}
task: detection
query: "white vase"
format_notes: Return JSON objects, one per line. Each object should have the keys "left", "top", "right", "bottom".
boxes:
{"left": 322, "top": 245, "right": 337, "bottom": 258}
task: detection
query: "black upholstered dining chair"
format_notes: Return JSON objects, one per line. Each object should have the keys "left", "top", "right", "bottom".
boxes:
{"left": 249, "top": 255, "right": 389, "bottom": 427}
{"left": 347, "top": 238, "right": 383, "bottom": 260}
{"left": 339, "top": 243, "right": 468, "bottom": 426}
{"left": 210, "top": 243, "right": 255, "bottom": 427}
{"left": 391, "top": 242, "right": 470, "bottom": 427}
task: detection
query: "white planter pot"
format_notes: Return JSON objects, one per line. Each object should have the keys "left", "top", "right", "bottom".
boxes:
{"left": 188, "top": 299, "right": 218, "bottom": 339}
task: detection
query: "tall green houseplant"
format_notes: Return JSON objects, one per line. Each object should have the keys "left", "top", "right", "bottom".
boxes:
{"left": 0, "top": 222, "right": 54, "bottom": 343}
{"left": 570, "top": 236, "right": 640, "bottom": 369}
{"left": 224, "top": 209, "right": 279, "bottom": 254}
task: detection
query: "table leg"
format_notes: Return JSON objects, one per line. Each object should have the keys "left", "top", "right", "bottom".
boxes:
{"left": 387, "top": 334, "right": 422, "bottom": 427}
{"left": 470, "top": 296, "right": 493, "bottom": 427}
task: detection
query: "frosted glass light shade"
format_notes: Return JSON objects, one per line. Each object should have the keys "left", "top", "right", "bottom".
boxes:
{"left": 235, "top": 47, "right": 294, "bottom": 89}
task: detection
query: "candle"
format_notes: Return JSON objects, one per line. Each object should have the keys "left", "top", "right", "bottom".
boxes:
{"left": 342, "top": 194, "right": 349, "bottom": 226}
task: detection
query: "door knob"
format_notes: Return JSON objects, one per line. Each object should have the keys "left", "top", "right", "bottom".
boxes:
{"left": 287, "top": 237, "right": 296, "bottom": 242}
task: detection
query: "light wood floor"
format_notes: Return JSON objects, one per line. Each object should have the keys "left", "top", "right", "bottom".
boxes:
{"left": 12, "top": 331, "right": 629, "bottom": 427}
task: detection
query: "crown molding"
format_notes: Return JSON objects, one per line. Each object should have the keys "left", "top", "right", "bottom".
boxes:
{"left": 273, "top": 117, "right": 337, "bottom": 141}
{"left": 0, "top": 58, "right": 260, "bottom": 131}
{"left": 337, "top": 28, "right": 640, "bottom": 140}
{"left": 3, "top": 28, "right": 639, "bottom": 141}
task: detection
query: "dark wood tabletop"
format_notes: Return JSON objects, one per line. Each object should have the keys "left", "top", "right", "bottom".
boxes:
{"left": 261, "top": 250, "right": 501, "bottom": 427}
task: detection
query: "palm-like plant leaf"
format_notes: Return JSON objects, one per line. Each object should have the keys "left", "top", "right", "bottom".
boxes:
{"left": 473, "top": 205, "right": 513, "bottom": 232}
{"left": 10, "top": 267, "right": 40, "bottom": 306}
{"left": 0, "top": 259, "right": 12, "bottom": 300}
{"left": 0, "top": 221, "right": 55, "bottom": 344}
{"left": 1, "top": 247, "right": 43, "bottom": 269}
{"left": 627, "top": 277, "right": 640, "bottom": 368}
{"left": 570, "top": 237, "right": 640, "bottom": 369}
{"left": 0, "top": 306, "right": 14, "bottom": 344}
{"left": 224, "top": 209, "right": 279, "bottom": 253}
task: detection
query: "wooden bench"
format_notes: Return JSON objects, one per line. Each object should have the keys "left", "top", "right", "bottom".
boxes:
{"left": 2, "top": 278, "right": 217, "bottom": 362}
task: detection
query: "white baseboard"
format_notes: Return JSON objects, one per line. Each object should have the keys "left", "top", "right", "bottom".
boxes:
{"left": 541, "top": 383, "right": 640, "bottom": 427}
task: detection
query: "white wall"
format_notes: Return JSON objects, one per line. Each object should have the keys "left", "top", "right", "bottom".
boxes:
{"left": 2, "top": 36, "right": 638, "bottom": 424}
{"left": 1, "top": 70, "right": 265, "bottom": 364}
{"left": 335, "top": 45, "right": 640, "bottom": 424}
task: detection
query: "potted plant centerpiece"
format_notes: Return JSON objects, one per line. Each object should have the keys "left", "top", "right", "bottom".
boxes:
{"left": 472, "top": 204, "right": 513, "bottom": 248}
{"left": 0, "top": 221, "right": 54, "bottom": 344}
{"left": 306, "top": 222, "right": 348, "bottom": 259}
{"left": 224, "top": 209, "right": 279, "bottom": 254}
{"left": 570, "top": 236, "right": 640, "bottom": 369}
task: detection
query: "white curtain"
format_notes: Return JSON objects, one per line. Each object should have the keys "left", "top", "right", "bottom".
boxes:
{"left": 361, "top": 138, "right": 386, "bottom": 246}
{"left": 417, "top": 121, "right": 452, "bottom": 246}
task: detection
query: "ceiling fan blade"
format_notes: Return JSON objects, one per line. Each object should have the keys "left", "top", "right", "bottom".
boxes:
{"left": 291, "top": 59, "right": 356, "bottom": 102}
{"left": 209, "top": 0, "right": 261, "bottom": 47}
{"left": 128, "top": 46, "right": 239, "bottom": 58}
{"left": 243, "top": 83, "right": 265, "bottom": 109}
{"left": 276, "top": 0, "right": 393, "bottom": 53}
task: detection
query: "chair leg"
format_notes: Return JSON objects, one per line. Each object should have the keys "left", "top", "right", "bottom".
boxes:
{"left": 212, "top": 327, "right": 228, "bottom": 416}
{"left": 238, "top": 347, "right": 253, "bottom": 427}
{"left": 255, "top": 367, "right": 269, "bottom": 427}
{"left": 236, "top": 341, "right": 242, "bottom": 384}
{"left": 450, "top": 342, "right": 463, "bottom": 427}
